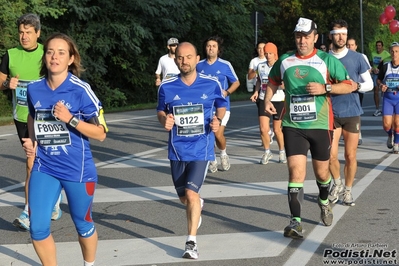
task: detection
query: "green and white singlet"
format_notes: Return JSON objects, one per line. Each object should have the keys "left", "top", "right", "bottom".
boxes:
{"left": 268, "top": 48, "right": 350, "bottom": 130}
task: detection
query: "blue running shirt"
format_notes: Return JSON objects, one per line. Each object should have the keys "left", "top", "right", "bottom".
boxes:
{"left": 157, "top": 73, "right": 228, "bottom": 161}
{"left": 27, "top": 72, "right": 103, "bottom": 183}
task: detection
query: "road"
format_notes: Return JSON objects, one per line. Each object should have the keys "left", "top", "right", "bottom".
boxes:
{"left": 0, "top": 92, "right": 398, "bottom": 266}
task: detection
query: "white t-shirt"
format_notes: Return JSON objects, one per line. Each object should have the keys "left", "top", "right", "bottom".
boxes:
{"left": 255, "top": 61, "right": 285, "bottom": 102}
{"left": 248, "top": 57, "right": 267, "bottom": 82}
{"left": 155, "top": 54, "right": 180, "bottom": 80}
{"left": 362, "top": 53, "right": 371, "bottom": 69}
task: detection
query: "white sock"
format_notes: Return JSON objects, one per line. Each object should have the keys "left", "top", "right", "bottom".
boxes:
{"left": 345, "top": 186, "right": 352, "bottom": 191}
{"left": 186, "top": 235, "right": 197, "bottom": 243}
{"left": 279, "top": 150, "right": 285, "bottom": 154}
{"left": 84, "top": 260, "right": 95, "bottom": 266}
{"left": 24, "top": 205, "right": 29, "bottom": 213}
{"left": 220, "top": 149, "right": 227, "bottom": 156}
{"left": 264, "top": 149, "right": 270, "bottom": 154}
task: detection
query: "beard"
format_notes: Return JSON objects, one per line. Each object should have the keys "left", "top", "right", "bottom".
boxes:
{"left": 179, "top": 65, "right": 194, "bottom": 75}
{"left": 334, "top": 42, "right": 346, "bottom": 49}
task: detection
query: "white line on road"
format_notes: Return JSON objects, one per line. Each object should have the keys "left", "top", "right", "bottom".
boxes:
{"left": 1, "top": 231, "right": 291, "bottom": 266}
{"left": 0, "top": 180, "right": 320, "bottom": 207}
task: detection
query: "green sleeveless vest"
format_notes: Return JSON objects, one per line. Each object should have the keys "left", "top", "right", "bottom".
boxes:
{"left": 8, "top": 43, "right": 43, "bottom": 122}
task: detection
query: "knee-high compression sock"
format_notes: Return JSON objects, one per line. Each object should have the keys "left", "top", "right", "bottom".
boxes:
{"left": 394, "top": 129, "right": 399, "bottom": 144}
{"left": 288, "top": 183, "right": 304, "bottom": 222}
{"left": 385, "top": 128, "right": 393, "bottom": 136}
{"left": 317, "top": 177, "right": 331, "bottom": 204}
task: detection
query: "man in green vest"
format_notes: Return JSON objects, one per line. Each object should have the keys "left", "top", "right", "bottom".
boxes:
{"left": 0, "top": 13, "right": 62, "bottom": 231}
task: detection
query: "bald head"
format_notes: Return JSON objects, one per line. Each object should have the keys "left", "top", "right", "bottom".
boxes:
{"left": 175, "top": 42, "right": 200, "bottom": 77}
{"left": 176, "top": 42, "right": 198, "bottom": 56}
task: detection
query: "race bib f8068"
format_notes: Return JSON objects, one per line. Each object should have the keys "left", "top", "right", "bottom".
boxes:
{"left": 34, "top": 109, "right": 71, "bottom": 146}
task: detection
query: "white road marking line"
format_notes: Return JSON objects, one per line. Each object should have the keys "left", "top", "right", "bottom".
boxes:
{"left": 1, "top": 231, "right": 291, "bottom": 266}
{"left": 0, "top": 180, "right": 319, "bottom": 207}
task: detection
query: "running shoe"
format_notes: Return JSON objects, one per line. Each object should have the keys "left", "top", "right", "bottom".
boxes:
{"left": 279, "top": 151, "right": 287, "bottom": 163}
{"left": 393, "top": 144, "right": 399, "bottom": 154}
{"left": 328, "top": 183, "right": 344, "bottom": 204}
{"left": 198, "top": 198, "right": 204, "bottom": 229}
{"left": 208, "top": 160, "right": 218, "bottom": 173}
{"left": 51, "top": 193, "right": 63, "bottom": 221}
{"left": 220, "top": 155, "right": 230, "bottom": 171}
{"left": 13, "top": 210, "right": 30, "bottom": 231}
{"left": 260, "top": 152, "right": 272, "bottom": 165}
{"left": 373, "top": 109, "right": 381, "bottom": 116}
{"left": 342, "top": 190, "right": 355, "bottom": 206}
{"left": 387, "top": 135, "right": 394, "bottom": 149}
{"left": 182, "top": 241, "right": 199, "bottom": 259}
{"left": 283, "top": 219, "right": 303, "bottom": 239}
{"left": 318, "top": 199, "right": 333, "bottom": 226}
{"left": 269, "top": 131, "right": 274, "bottom": 145}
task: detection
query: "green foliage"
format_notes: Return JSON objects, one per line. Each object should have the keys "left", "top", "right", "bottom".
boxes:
{"left": 1, "top": 0, "right": 399, "bottom": 115}
{"left": 0, "top": 91, "right": 12, "bottom": 117}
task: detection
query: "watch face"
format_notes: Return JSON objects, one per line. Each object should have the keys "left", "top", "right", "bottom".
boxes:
{"left": 70, "top": 117, "right": 79, "bottom": 127}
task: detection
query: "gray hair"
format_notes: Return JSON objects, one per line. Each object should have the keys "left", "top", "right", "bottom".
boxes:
{"left": 17, "top": 13, "right": 41, "bottom": 32}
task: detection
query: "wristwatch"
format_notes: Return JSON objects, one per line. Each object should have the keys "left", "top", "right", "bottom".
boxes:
{"left": 325, "top": 84, "right": 332, "bottom": 92}
{"left": 68, "top": 116, "right": 80, "bottom": 128}
{"left": 2, "top": 80, "right": 9, "bottom": 89}
{"left": 357, "top": 82, "right": 361, "bottom": 91}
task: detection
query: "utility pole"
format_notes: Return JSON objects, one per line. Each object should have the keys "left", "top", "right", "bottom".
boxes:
{"left": 255, "top": 11, "right": 258, "bottom": 47}
{"left": 251, "top": 11, "right": 264, "bottom": 47}
{"left": 360, "top": 0, "right": 364, "bottom": 53}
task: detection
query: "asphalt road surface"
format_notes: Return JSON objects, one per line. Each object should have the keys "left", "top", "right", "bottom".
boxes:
{"left": 0, "top": 92, "right": 398, "bottom": 266}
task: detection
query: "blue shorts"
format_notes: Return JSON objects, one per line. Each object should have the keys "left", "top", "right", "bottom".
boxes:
{"left": 170, "top": 161, "right": 208, "bottom": 197}
{"left": 382, "top": 92, "right": 399, "bottom": 116}
{"left": 372, "top": 73, "right": 379, "bottom": 87}
{"left": 29, "top": 171, "right": 96, "bottom": 240}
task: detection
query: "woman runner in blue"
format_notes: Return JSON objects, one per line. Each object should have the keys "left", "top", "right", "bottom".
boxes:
{"left": 23, "top": 33, "right": 108, "bottom": 266}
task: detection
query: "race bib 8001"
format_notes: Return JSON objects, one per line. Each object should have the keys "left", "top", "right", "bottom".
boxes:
{"left": 289, "top": 94, "right": 317, "bottom": 122}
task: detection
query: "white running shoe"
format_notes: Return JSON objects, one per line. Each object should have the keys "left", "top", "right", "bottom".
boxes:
{"left": 328, "top": 183, "right": 344, "bottom": 204}
{"left": 208, "top": 160, "right": 218, "bottom": 173}
{"left": 373, "top": 109, "right": 381, "bottom": 116}
{"left": 51, "top": 193, "right": 63, "bottom": 220}
{"left": 260, "top": 152, "right": 272, "bottom": 164}
{"left": 279, "top": 151, "right": 287, "bottom": 163}
{"left": 220, "top": 155, "right": 230, "bottom": 171}
{"left": 13, "top": 210, "right": 30, "bottom": 231}
{"left": 182, "top": 241, "right": 199, "bottom": 259}
{"left": 387, "top": 135, "right": 394, "bottom": 149}
{"left": 342, "top": 190, "right": 355, "bottom": 206}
